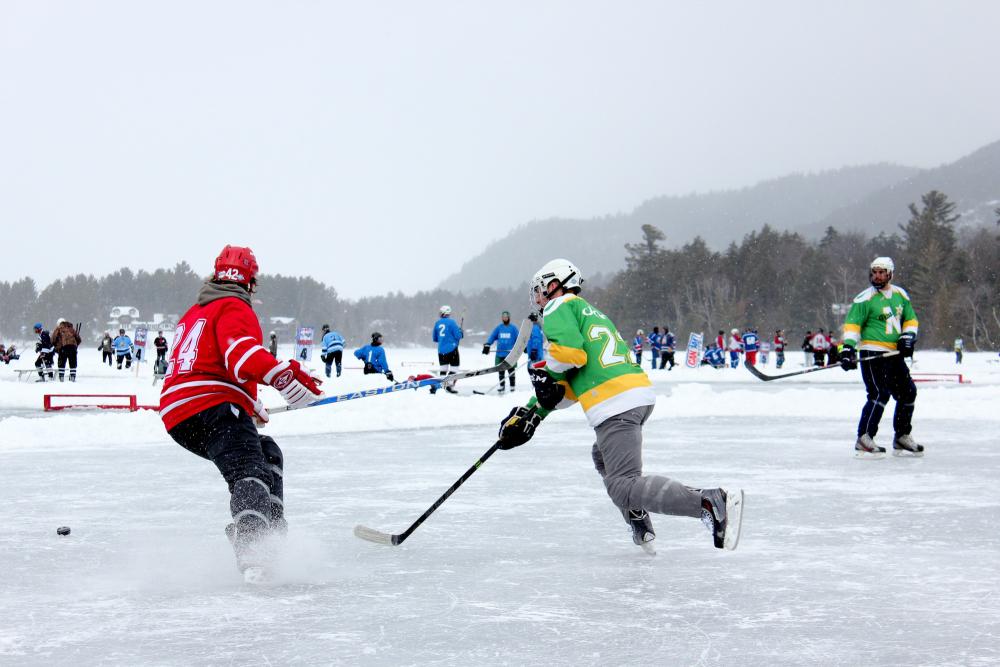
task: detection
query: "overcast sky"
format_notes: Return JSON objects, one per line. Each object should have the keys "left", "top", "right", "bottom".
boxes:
{"left": 2, "top": 1, "right": 998, "bottom": 298}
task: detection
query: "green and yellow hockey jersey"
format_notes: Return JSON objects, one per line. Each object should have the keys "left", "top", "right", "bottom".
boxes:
{"left": 527, "top": 294, "right": 655, "bottom": 427}
{"left": 842, "top": 285, "right": 919, "bottom": 352}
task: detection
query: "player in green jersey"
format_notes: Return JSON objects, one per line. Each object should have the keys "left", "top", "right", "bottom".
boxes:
{"left": 839, "top": 257, "right": 923, "bottom": 458}
{"left": 497, "top": 258, "right": 743, "bottom": 554}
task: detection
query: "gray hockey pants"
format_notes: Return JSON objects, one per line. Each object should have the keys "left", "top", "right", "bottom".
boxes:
{"left": 591, "top": 404, "right": 703, "bottom": 519}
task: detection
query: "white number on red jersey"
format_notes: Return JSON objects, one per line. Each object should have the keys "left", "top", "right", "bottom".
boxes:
{"left": 164, "top": 319, "right": 207, "bottom": 378}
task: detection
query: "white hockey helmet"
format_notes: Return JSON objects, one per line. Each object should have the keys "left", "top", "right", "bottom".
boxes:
{"left": 637, "top": 328, "right": 644, "bottom": 335}
{"left": 531, "top": 258, "right": 583, "bottom": 300}
{"left": 731, "top": 328, "right": 739, "bottom": 335}
{"left": 440, "top": 305, "right": 452, "bottom": 316}
{"left": 870, "top": 256, "right": 894, "bottom": 288}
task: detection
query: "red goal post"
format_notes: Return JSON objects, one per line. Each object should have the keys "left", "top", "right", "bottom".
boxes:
{"left": 43, "top": 394, "right": 160, "bottom": 412}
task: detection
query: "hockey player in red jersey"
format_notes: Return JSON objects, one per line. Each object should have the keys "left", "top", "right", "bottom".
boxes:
{"left": 160, "top": 245, "right": 323, "bottom": 581}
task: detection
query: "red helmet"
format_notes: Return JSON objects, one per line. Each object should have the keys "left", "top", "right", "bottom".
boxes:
{"left": 214, "top": 245, "right": 259, "bottom": 284}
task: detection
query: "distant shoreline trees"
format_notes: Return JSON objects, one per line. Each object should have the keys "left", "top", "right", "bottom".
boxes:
{"left": 2, "top": 190, "right": 997, "bottom": 350}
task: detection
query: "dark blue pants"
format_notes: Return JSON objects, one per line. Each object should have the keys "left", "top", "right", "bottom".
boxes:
{"left": 857, "top": 351, "right": 916, "bottom": 438}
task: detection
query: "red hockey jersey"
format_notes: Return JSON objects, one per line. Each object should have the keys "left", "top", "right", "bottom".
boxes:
{"left": 160, "top": 289, "right": 280, "bottom": 431}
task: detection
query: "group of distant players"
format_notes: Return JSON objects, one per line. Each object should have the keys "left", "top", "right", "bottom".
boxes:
{"left": 154, "top": 245, "right": 921, "bottom": 581}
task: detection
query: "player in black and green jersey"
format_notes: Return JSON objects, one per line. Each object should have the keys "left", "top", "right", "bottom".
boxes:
{"left": 840, "top": 256, "right": 923, "bottom": 458}
{"left": 497, "top": 258, "right": 743, "bottom": 554}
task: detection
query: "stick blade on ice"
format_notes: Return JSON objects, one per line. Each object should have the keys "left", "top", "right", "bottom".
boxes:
{"left": 353, "top": 524, "right": 397, "bottom": 546}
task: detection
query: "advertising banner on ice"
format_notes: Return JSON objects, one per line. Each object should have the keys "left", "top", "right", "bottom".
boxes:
{"left": 295, "top": 327, "right": 315, "bottom": 362}
{"left": 133, "top": 327, "right": 148, "bottom": 362}
{"left": 685, "top": 332, "right": 703, "bottom": 368}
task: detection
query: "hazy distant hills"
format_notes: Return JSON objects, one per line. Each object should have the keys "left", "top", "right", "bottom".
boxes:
{"left": 802, "top": 139, "right": 1000, "bottom": 238}
{"left": 441, "top": 140, "right": 999, "bottom": 291}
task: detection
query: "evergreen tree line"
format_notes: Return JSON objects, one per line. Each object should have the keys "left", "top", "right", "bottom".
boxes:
{"left": 588, "top": 191, "right": 1000, "bottom": 351}
{"left": 2, "top": 190, "right": 997, "bottom": 351}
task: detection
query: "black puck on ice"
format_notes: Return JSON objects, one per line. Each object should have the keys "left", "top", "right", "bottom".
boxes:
{"left": 56, "top": 526, "right": 71, "bottom": 536}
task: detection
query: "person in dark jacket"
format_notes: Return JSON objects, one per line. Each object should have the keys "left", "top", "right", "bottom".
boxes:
{"left": 98, "top": 332, "right": 114, "bottom": 366}
{"left": 33, "top": 322, "right": 55, "bottom": 381}
{"left": 52, "top": 319, "right": 82, "bottom": 382}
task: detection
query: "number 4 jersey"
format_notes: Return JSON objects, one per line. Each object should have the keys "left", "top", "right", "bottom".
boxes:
{"left": 530, "top": 294, "right": 655, "bottom": 427}
{"left": 160, "top": 285, "right": 281, "bottom": 431}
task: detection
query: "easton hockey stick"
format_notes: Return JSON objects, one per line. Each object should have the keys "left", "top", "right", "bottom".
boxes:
{"left": 271, "top": 319, "right": 530, "bottom": 412}
{"left": 354, "top": 440, "right": 503, "bottom": 546}
{"left": 744, "top": 350, "right": 900, "bottom": 381}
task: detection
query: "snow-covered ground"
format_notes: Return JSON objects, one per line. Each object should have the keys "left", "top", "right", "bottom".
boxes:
{"left": 2, "top": 347, "right": 999, "bottom": 665}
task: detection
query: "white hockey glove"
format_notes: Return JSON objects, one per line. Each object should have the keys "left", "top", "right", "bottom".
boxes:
{"left": 265, "top": 359, "right": 324, "bottom": 409}
{"left": 253, "top": 397, "right": 270, "bottom": 426}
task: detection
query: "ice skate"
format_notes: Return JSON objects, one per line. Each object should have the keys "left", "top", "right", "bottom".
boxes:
{"left": 226, "top": 518, "right": 274, "bottom": 583}
{"left": 444, "top": 385, "right": 459, "bottom": 395}
{"left": 701, "top": 488, "right": 744, "bottom": 551}
{"left": 892, "top": 433, "right": 924, "bottom": 458}
{"left": 626, "top": 509, "right": 656, "bottom": 555}
{"left": 854, "top": 433, "right": 886, "bottom": 459}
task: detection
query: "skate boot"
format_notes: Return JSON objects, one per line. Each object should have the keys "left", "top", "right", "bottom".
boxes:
{"left": 892, "top": 433, "right": 924, "bottom": 458}
{"left": 701, "top": 488, "right": 744, "bottom": 551}
{"left": 854, "top": 434, "right": 886, "bottom": 459}
{"left": 444, "top": 384, "right": 459, "bottom": 395}
{"left": 626, "top": 509, "right": 656, "bottom": 556}
{"left": 226, "top": 518, "right": 272, "bottom": 584}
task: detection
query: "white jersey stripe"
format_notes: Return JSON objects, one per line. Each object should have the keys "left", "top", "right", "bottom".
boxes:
{"left": 223, "top": 336, "right": 255, "bottom": 370}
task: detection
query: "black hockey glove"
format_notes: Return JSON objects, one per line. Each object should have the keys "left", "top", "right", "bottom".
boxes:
{"left": 363, "top": 362, "right": 376, "bottom": 374}
{"left": 482, "top": 344, "right": 491, "bottom": 355}
{"left": 897, "top": 332, "right": 916, "bottom": 358}
{"left": 528, "top": 365, "right": 565, "bottom": 410}
{"left": 385, "top": 371, "right": 395, "bottom": 382}
{"left": 840, "top": 347, "right": 857, "bottom": 371}
{"left": 498, "top": 406, "right": 541, "bottom": 450}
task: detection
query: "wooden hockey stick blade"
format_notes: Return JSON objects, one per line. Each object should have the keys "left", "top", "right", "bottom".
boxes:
{"left": 353, "top": 524, "right": 398, "bottom": 546}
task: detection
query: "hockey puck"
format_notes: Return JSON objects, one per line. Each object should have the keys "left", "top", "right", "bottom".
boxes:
{"left": 56, "top": 526, "right": 71, "bottom": 536}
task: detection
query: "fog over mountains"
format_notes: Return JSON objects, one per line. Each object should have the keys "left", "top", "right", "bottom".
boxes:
{"left": 441, "top": 140, "right": 1000, "bottom": 291}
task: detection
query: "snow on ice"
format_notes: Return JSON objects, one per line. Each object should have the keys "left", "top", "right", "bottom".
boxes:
{"left": 2, "top": 348, "right": 999, "bottom": 665}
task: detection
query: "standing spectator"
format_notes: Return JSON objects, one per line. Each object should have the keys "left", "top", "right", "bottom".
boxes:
{"left": 742, "top": 328, "right": 760, "bottom": 366}
{"left": 354, "top": 332, "right": 393, "bottom": 382}
{"left": 267, "top": 331, "right": 278, "bottom": 357}
{"left": 632, "top": 329, "right": 645, "bottom": 366}
{"left": 727, "top": 328, "right": 743, "bottom": 368}
{"left": 810, "top": 328, "right": 829, "bottom": 367}
{"left": 98, "top": 332, "right": 114, "bottom": 366}
{"left": 154, "top": 330, "right": 169, "bottom": 364}
{"left": 954, "top": 337, "right": 964, "bottom": 364}
{"left": 483, "top": 311, "right": 520, "bottom": 393}
{"left": 52, "top": 319, "right": 81, "bottom": 382}
{"left": 826, "top": 333, "right": 840, "bottom": 366}
{"left": 320, "top": 324, "right": 346, "bottom": 378}
{"left": 647, "top": 326, "right": 662, "bottom": 370}
{"left": 33, "top": 322, "right": 55, "bottom": 382}
{"left": 801, "top": 330, "right": 814, "bottom": 366}
{"left": 759, "top": 339, "right": 771, "bottom": 366}
{"left": 431, "top": 305, "right": 463, "bottom": 395}
{"left": 660, "top": 327, "right": 676, "bottom": 370}
{"left": 527, "top": 312, "right": 545, "bottom": 363}
{"left": 773, "top": 330, "right": 786, "bottom": 368}
{"left": 113, "top": 328, "right": 134, "bottom": 369}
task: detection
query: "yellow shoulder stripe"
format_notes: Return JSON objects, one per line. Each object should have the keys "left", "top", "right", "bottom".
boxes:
{"left": 548, "top": 342, "right": 587, "bottom": 367}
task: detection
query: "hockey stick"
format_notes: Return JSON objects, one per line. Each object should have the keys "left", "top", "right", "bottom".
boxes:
{"left": 354, "top": 441, "right": 503, "bottom": 546}
{"left": 272, "top": 319, "right": 530, "bottom": 412}
{"left": 744, "top": 350, "right": 900, "bottom": 381}
{"left": 472, "top": 360, "right": 526, "bottom": 395}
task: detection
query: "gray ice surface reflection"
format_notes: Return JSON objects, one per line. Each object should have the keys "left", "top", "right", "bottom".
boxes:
{"left": 2, "top": 418, "right": 998, "bottom": 665}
